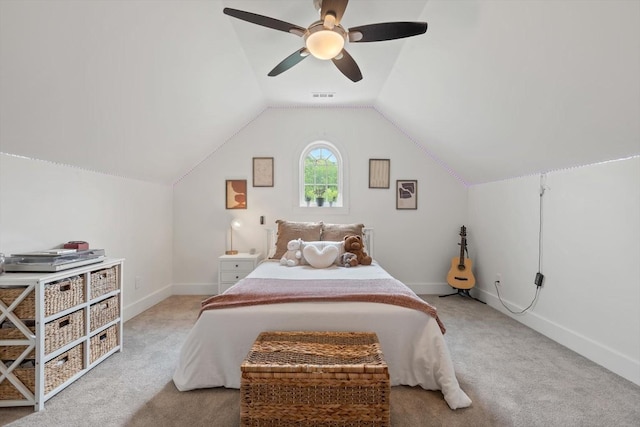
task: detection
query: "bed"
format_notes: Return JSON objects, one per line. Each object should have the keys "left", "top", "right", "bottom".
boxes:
{"left": 173, "top": 221, "right": 471, "bottom": 410}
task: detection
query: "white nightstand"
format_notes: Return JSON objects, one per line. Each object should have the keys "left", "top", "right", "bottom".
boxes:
{"left": 218, "top": 252, "right": 262, "bottom": 294}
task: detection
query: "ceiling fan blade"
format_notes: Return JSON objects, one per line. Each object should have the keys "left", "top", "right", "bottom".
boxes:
{"left": 320, "top": 0, "right": 349, "bottom": 25}
{"left": 331, "top": 49, "right": 362, "bottom": 82}
{"left": 223, "top": 8, "right": 306, "bottom": 36}
{"left": 268, "top": 48, "right": 309, "bottom": 77}
{"left": 348, "top": 22, "right": 427, "bottom": 43}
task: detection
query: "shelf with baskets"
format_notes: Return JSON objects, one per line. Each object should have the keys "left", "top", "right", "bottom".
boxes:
{"left": 0, "top": 258, "right": 124, "bottom": 411}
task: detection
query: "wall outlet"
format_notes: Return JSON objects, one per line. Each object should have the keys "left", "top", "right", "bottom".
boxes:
{"left": 135, "top": 276, "right": 142, "bottom": 290}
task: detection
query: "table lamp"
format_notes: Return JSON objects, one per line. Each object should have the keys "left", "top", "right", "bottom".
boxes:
{"left": 226, "top": 218, "right": 242, "bottom": 255}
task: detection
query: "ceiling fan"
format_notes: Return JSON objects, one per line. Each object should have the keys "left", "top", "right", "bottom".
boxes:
{"left": 223, "top": 0, "right": 428, "bottom": 82}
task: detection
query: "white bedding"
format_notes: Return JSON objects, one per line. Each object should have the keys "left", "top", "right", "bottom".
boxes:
{"left": 173, "top": 261, "right": 471, "bottom": 410}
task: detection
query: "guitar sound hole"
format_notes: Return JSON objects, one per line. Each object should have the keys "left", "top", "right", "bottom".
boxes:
{"left": 457, "top": 265, "right": 466, "bottom": 271}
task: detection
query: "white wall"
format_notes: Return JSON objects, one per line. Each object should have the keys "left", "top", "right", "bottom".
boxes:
{"left": 3, "top": 111, "right": 636, "bottom": 388}
{"left": 468, "top": 157, "right": 640, "bottom": 385}
{"left": 0, "top": 153, "right": 173, "bottom": 320}
{"left": 173, "top": 107, "right": 468, "bottom": 294}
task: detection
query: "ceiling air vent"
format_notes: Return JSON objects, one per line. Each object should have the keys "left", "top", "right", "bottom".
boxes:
{"left": 312, "top": 92, "right": 335, "bottom": 99}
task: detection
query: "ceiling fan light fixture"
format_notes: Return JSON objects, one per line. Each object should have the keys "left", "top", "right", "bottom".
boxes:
{"left": 305, "top": 22, "right": 345, "bottom": 60}
{"left": 223, "top": 3, "right": 428, "bottom": 82}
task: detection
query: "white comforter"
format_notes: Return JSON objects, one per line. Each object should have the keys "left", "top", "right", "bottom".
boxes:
{"left": 173, "top": 261, "right": 471, "bottom": 410}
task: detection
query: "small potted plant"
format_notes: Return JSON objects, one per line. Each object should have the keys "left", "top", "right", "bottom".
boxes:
{"left": 315, "top": 188, "right": 326, "bottom": 207}
{"left": 325, "top": 188, "right": 338, "bottom": 207}
{"left": 304, "top": 189, "right": 314, "bottom": 206}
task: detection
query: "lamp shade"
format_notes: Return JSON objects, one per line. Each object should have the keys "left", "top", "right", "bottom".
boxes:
{"left": 306, "top": 31, "right": 344, "bottom": 59}
{"left": 304, "top": 22, "right": 346, "bottom": 60}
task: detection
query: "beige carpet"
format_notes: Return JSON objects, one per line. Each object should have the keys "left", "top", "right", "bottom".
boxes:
{"left": 1, "top": 294, "right": 639, "bottom": 426}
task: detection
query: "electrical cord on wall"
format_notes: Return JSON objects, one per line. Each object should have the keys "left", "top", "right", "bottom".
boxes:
{"left": 494, "top": 174, "right": 547, "bottom": 315}
{"left": 495, "top": 280, "right": 540, "bottom": 314}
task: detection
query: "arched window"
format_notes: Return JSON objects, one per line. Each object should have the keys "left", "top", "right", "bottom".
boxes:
{"left": 299, "top": 141, "right": 344, "bottom": 209}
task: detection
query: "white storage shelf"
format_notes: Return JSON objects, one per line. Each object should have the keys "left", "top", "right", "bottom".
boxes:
{"left": 0, "top": 258, "right": 124, "bottom": 411}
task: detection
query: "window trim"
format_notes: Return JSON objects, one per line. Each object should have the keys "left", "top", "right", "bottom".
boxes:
{"left": 294, "top": 140, "right": 349, "bottom": 215}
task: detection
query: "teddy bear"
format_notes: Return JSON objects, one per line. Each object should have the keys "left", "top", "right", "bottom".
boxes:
{"left": 280, "top": 238, "right": 302, "bottom": 267}
{"left": 343, "top": 235, "right": 372, "bottom": 266}
{"left": 339, "top": 252, "right": 358, "bottom": 267}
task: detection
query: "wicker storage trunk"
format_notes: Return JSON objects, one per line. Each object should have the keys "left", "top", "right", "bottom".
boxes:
{"left": 241, "top": 331, "right": 390, "bottom": 427}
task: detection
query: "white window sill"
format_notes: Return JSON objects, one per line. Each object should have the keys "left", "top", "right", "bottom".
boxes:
{"left": 293, "top": 205, "right": 349, "bottom": 215}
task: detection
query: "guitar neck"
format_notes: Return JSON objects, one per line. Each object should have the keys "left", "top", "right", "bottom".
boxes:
{"left": 458, "top": 237, "right": 466, "bottom": 267}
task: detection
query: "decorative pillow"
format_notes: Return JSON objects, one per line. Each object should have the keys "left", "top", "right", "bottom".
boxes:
{"left": 272, "top": 220, "right": 323, "bottom": 259}
{"left": 299, "top": 241, "right": 344, "bottom": 265}
{"left": 321, "top": 223, "right": 365, "bottom": 241}
{"left": 303, "top": 245, "right": 339, "bottom": 269}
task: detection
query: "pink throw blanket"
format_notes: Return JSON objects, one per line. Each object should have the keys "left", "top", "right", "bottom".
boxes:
{"left": 201, "top": 277, "right": 446, "bottom": 334}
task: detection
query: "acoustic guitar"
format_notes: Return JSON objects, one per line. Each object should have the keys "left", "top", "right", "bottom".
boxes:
{"left": 446, "top": 226, "right": 476, "bottom": 290}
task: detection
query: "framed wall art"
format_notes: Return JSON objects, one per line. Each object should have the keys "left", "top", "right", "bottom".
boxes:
{"left": 252, "top": 157, "right": 274, "bottom": 187}
{"left": 396, "top": 180, "right": 417, "bottom": 210}
{"left": 369, "top": 159, "right": 390, "bottom": 189}
{"left": 226, "top": 179, "right": 247, "bottom": 209}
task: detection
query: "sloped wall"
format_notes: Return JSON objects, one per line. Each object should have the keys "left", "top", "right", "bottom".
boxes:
{"left": 0, "top": 153, "right": 173, "bottom": 320}
{"left": 468, "top": 157, "right": 640, "bottom": 385}
{"left": 172, "top": 107, "right": 468, "bottom": 294}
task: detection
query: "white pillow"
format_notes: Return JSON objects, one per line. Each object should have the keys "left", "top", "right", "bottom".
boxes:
{"left": 302, "top": 245, "right": 339, "bottom": 269}
{"left": 300, "top": 241, "right": 344, "bottom": 265}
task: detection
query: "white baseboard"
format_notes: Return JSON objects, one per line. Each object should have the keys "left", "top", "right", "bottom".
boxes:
{"left": 123, "top": 284, "right": 173, "bottom": 322}
{"left": 172, "top": 282, "right": 217, "bottom": 295}
{"left": 477, "top": 288, "right": 640, "bottom": 386}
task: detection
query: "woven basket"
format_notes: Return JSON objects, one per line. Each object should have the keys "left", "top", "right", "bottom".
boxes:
{"left": 0, "top": 320, "right": 35, "bottom": 339}
{"left": 0, "top": 344, "right": 35, "bottom": 361}
{"left": 241, "top": 331, "right": 390, "bottom": 427}
{"left": 90, "top": 267, "right": 118, "bottom": 299}
{"left": 44, "top": 343, "right": 83, "bottom": 395}
{"left": 44, "top": 309, "right": 84, "bottom": 355}
{"left": 0, "top": 365, "right": 35, "bottom": 401}
{"left": 44, "top": 276, "right": 85, "bottom": 317}
{"left": 89, "top": 324, "right": 118, "bottom": 364}
{"left": 90, "top": 296, "right": 119, "bottom": 332}
{"left": 0, "top": 320, "right": 36, "bottom": 360}
{"left": 0, "top": 287, "right": 35, "bottom": 318}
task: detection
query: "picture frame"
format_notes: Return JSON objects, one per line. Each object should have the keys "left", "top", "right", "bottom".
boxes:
{"left": 396, "top": 180, "right": 417, "bottom": 210}
{"left": 369, "top": 159, "right": 390, "bottom": 189}
{"left": 252, "top": 157, "right": 274, "bottom": 187}
{"left": 226, "top": 179, "right": 247, "bottom": 209}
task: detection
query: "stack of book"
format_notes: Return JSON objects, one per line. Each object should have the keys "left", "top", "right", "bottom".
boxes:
{"left": 3, "top": 249, "right": 106, "bottom": 272}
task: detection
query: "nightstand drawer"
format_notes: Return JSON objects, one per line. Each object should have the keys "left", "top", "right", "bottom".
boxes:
{"left": 220, "top": 271, "right": 251, "bottom": 282}
{"left": 218, "top": 253, "right": 262, "bottom": 295}
{"left": 220, "top": 260, "right": 255, "bottom": 271}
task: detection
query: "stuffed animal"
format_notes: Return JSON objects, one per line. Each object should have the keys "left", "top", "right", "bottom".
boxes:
{"left": 280, "top": 238, "right": 302, "bottom": 267}
{"left": 339, "top": 252, "right": 358, "bottom": 267}
{"left": 343, "top": 235, "right": 372, "bottom": 266}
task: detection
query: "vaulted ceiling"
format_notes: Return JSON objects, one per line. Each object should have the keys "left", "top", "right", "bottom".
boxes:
{"left": 1, "top": 0, "right": 638, "bottom": 185}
